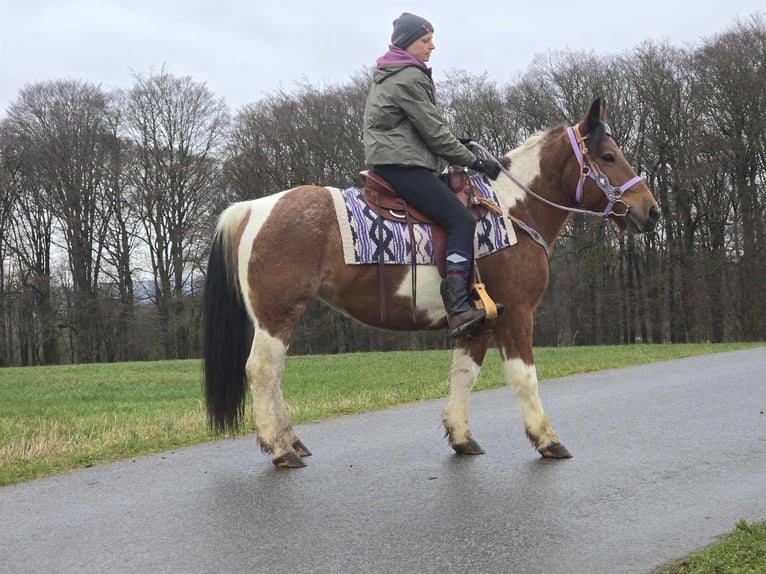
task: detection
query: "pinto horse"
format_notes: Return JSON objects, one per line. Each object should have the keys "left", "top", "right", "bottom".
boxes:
{"left": 203, "top": 98, "right": 660, "bottom": 468}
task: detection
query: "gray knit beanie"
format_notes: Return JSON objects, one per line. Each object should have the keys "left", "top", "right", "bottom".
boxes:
{"left": 391, "top": 12, "right": 433, "bottom": 49}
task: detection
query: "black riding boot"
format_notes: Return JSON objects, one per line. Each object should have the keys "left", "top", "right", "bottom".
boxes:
{"left": 440, "top": 276, "right": 486, "bottom": 338}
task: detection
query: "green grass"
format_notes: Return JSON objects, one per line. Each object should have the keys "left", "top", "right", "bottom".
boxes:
{"left": 0, "top": 360, "right": 211, "bottom": 486}
{"left": 655, "top": 520, "right": 766, "bottom": 573}
{"left": 0, "top": 342, "right": 761, "bottom": 487}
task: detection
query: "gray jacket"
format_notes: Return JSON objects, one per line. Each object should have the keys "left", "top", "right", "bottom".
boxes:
{"left": 363, "top": 65, "right": 476, "bottom": 171}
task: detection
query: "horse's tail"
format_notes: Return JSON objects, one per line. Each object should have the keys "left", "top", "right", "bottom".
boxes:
{"left": 203, "top": 203, "right": 252, "bottom": 434}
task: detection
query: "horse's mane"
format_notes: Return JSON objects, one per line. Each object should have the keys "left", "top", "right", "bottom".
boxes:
{"left": 505, "top": 119, "right": 608, "bottom": 161}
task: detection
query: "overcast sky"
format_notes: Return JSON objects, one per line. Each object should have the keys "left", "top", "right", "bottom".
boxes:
{"left": 1, "top": 0, "right": 763, "bottom": 114}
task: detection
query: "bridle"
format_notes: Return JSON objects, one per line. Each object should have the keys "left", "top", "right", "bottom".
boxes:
{"left": 566, "top": 124, "right": 642, "bottom": 218}
{"left": 472, "top": 124, "right": 643, "bottom": 221}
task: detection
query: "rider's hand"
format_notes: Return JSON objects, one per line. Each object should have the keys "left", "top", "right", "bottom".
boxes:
{"left": 458, "top": 138, "right": 475, "bottom": 148}
{"left": 472, "top": 158, "right": 501, "bottom": 180}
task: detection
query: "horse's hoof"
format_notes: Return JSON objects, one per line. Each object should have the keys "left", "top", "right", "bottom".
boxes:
{"left": 272, "top": 451, "right": 307, "bottom": 468}
{"left": 452, "top": 438, "right": 485, "bottom": 455}
{"left": 292, "top": 439, "right": 312, "bottom": 458}
{"left": 539, "top": 443, "right": 572, "bottom": 459}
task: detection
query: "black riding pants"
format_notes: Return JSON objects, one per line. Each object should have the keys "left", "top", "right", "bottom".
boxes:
{"left": 374, "top": 165, "right": 476, "bottom": 281}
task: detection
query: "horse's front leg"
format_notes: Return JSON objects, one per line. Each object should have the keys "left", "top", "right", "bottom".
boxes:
{"left": 497, "top": 311, "right": 572, "bottom": 459}
{"left": 442, "top": 334, "right": 492, "bottom": 455}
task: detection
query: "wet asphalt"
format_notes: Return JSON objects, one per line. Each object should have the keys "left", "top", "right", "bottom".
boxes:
{"left": 1, "top": 347, "right": 765, "bottom": 574}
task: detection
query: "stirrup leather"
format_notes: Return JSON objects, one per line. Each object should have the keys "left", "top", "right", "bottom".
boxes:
{"left": 471, "top": 283, "right": 499, "bottom": 320}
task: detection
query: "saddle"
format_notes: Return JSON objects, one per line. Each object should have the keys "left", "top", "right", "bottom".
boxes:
{"left": 360, "top": 167, "right": 503, "bottom": 321}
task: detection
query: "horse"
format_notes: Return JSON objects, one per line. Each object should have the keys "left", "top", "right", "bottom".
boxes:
{"left": 203, "top": 98, "right": 660, "bottom": 468}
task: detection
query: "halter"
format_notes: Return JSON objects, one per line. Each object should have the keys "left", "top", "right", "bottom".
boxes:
{"left": 472, "top": 126, "right": 643, "bottom": 221}
{"left": 566, "top": 124, "right": 642, "bottom": 217}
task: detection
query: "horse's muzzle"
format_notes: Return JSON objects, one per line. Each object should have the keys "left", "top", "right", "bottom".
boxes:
{"left": 623, "top": 203, "right": 660, "bottom": 234}
{"left": 646, "top": 204, "right": 660, "bottom": 231}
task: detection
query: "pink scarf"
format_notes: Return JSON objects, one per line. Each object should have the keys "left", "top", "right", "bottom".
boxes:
{"left": 375, "top": 45, "right": 428, "bottom": 70}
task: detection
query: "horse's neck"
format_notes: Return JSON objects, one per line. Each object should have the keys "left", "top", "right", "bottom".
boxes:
{"left": 494, "top": 131, "right": 573, "bottom": 247}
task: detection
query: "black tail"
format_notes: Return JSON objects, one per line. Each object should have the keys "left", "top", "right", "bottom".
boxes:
{"left": 203, "top": 224, "right": 251, "bottom": 434}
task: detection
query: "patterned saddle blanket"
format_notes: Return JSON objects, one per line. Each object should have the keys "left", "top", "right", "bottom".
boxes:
{"left": 330, "top": 174, "right": 516, "bottom": 267}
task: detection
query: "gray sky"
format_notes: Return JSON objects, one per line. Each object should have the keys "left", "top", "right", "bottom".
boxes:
{"left": 1, "top": 0, "right": 763, "bottom": 114}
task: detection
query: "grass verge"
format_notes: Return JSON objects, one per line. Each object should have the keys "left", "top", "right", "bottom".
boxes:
{"left": 654, "top": 520, "right": 766, "bottom": 573}
{"left": 0, "top": 342, "right": 761, "bottom": 486}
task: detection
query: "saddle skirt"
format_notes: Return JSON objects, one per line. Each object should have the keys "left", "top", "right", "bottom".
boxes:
{"left": 330, "top": 174, "right": 516, "bottom": 273}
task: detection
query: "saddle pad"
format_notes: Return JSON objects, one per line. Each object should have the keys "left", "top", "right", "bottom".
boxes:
{"left": 330, "top": 175, "right": 517, "bottom": 266}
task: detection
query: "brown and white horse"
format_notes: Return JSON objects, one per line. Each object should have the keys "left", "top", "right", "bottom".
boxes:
{"left": 203, "top": 98, "right": 660, "bottom": 468}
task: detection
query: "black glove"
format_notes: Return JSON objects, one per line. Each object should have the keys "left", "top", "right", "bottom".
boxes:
{"left": 458, "top": 138, "right": 475, "bottom": 149}
{"left": 472, "top": 158, "right": 501, "bottom": 180}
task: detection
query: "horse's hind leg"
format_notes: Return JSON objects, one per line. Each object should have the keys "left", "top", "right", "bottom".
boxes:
{"left": 238, "top": 187, "right": 341, "bottom": 467}
{"left": 246, "top": 327, "right": 309, "bottom": 468}
{"left": 443, "top": 335, "right": 492, "bottom": 455}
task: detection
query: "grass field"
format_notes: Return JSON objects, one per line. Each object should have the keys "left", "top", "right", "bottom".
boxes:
{"left": 1, "top": 342, "right": 764, "bottom": 569}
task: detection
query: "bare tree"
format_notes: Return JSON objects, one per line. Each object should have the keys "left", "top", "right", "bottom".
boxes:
{"left": 124, "top": 68, "right": 229, "bottom": 358}
{"left": 0, "top": 147, "right": 15, "bottom": 365}
{"left": 224, "top": 75, "right": 368, "bottom": 200}
{"left": 692, "top": 16, "right": 766, "bottom": 340}
{"left": 0, "top": 122, "right": 58, "bottom": 364}
{"left": 440, "top": 70, "right": 518, "bottom": 154}
{"left": 2, "top": 80, "right": 116, "bottom": 362}
{"left": 95, "top": 94, "right": 144, "bottom": 361}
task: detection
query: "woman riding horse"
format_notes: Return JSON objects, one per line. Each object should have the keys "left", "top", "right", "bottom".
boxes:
{"left": 363, "top": 12, "right": 501, "bottom": 338}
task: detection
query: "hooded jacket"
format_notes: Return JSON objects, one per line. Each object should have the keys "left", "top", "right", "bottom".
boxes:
{"left": 363, "top": 47, "right": 476, "bottom": 171}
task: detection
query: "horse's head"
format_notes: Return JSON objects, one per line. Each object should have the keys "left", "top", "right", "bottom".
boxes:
{"left": 570, "top": 98, "right": 660, "bottom": 234}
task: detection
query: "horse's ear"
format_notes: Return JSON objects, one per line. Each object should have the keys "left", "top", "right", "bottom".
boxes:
{"left": 596, "top": 98, "right": 606, "bottom": 121}
{"left": 582, "top": 98, "right": 605, "bottom": 135}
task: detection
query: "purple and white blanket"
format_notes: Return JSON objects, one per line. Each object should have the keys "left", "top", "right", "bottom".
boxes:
{"left": 330, "top": 175, "right": 516, "bottom": 266}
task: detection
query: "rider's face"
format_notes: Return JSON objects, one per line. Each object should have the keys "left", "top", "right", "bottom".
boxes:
{"left": 406, "top": 32, "right": 435, "bottom": 63}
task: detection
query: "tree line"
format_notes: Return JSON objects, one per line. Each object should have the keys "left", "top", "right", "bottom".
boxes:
{"left": 1, "top": 16, "right": 764, "bottom": 366}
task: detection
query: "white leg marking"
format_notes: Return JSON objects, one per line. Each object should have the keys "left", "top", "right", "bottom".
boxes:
{"left": 246, "top": 328, "right": 292, "bottom": 455}
{"left": 502, "top": 357, "right": 558, "bottom": 447}
{"left": 231, "top": 188, "right": 307, "bottom": 456}
{"left": 442, "top": 347, "right": 481, "bottom": 444}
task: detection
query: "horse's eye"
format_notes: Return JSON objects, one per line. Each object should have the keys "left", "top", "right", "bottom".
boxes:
{"left": 601, "top": 153, "right": 615, "bottom": 163}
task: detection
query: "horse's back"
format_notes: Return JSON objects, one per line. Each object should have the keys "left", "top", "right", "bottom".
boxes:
{"left": 248, "top": 185, "right": 337, "bottom": 248}
{"left": 227, "top": 184, "right": 337, "bottom": 254}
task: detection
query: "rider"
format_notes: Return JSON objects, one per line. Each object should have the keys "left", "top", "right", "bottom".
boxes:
{"left": 363, "top": 12, "right": 501, "bottom": 338}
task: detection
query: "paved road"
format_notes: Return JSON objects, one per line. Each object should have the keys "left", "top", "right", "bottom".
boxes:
{"left": 2, "top": 348, "right": 765, "bottom": 573}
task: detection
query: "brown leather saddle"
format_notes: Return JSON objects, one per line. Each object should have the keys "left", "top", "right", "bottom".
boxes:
{"left": 359, "top": 167, "right": 503, "bottom": 320}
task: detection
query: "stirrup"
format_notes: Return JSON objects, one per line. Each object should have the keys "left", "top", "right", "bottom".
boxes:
{"left": 447, "top": 308, "right": 486, "bottom": 338}
{"left": 471, "top": 283, "right": 500, "bottom": 320}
